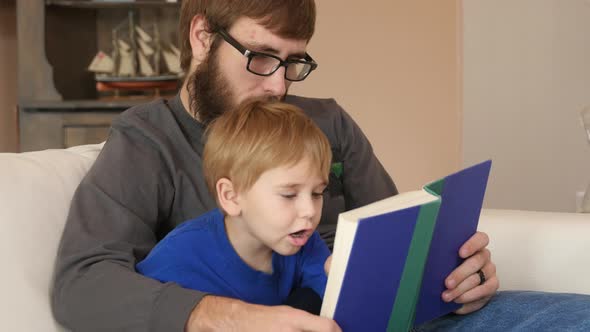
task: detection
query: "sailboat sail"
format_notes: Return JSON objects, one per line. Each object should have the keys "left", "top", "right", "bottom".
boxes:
{"left": 118, "top": 50, "right": 135, "bottom": 76}
{"left": 162, "top": 47, "right": 182, "bottom": 74}
{"left": 135, "top": 26, "right": 153, "bottom": 43}
{"left": 87, "top": 16, "right": 183, "bottom": 80}
{"left": 137, "top": 38, "right": 155, "bottom": 56}
{"left": 138, "top": 51, "right": 155, "bottom": 76}
{"left": 88, "top": 51, "right": 115, "bottom": 73}
{"left": 170, "top": 44, "right": 180, "bottom": 57}
{"left": 117, "top": 39, "right": 132, "bottom": 52}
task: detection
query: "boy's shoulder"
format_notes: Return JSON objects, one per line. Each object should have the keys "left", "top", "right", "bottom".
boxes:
{"left": 166, "top": 208, "right": 223, "bottom": 241}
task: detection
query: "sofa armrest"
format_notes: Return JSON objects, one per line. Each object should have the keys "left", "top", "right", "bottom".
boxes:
{"left": 0, "top": 143, "right": 103, "bottom": 332}
{"left": 478, "top": 209, "right": 590, "bottom": 295}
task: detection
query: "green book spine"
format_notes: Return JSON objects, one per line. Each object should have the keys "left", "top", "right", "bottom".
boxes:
{"left": 386, "top": 179, "right": 444, "bottom": 332}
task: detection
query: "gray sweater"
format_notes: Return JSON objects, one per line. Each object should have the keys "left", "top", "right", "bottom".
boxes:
{"left": 51, "top": 94, "right": 397, "bottom": 331}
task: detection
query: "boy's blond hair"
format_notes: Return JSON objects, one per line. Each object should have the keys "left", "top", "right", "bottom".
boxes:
{"left": 203, "top": 98, "right": 332, "bottom": 198}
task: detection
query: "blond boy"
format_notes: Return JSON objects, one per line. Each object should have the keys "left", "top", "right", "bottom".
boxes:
{"left": 137, "top": 98, "right": 333, "bottom": 308}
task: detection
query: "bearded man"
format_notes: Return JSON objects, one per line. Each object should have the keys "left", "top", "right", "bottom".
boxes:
{"left": 52, "top": 1, "right": 502, "bottom": 331}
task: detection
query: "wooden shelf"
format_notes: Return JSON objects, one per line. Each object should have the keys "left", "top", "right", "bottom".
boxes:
{"left": 45, "top": 1, "right": 179, "bottom": 9}
{"left": 17, "top": 0, "right": 180, "bottom": 151}
{"left": 20, "top": 99, "right": 151, "bottom": 111}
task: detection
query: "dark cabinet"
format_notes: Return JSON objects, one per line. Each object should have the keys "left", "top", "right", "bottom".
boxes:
{"left": 17, "top": 0, "right": 180, "bottom": 151}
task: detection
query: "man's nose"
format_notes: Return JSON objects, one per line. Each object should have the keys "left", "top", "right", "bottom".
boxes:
{"left": 262, "top": 66, "right": 288, "bottom": 97}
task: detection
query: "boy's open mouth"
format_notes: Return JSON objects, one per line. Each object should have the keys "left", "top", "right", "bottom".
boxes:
{"left": 288, "top": 229, "right": 311, "bottom": 247}
{"left": 290, "top": 229, "right": 308, "bottom": 238}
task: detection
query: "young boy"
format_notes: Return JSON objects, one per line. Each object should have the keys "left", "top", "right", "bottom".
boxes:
{"left": 136, "top": 98, "right": 333, "bottom": 307}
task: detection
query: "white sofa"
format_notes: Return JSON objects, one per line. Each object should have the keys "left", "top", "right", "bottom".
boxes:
{"left": 1, "top": 144, "right": 589, "bottom": 331}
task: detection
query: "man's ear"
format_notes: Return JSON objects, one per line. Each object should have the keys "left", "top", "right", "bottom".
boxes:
{"left": 188, "top": 14, "right": 214, "bottom": 64}
{"left": 216, "top": 178, "right": 241, "bottom": 217}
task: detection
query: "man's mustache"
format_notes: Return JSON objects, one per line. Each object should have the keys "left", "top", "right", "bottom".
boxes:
{"left": 264, "top": 91, "right": 288, "bottom": 102}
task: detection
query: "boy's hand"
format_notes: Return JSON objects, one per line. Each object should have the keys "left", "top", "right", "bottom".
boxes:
{"left": 324, "top": 255, "right": 332, "bottom": 275}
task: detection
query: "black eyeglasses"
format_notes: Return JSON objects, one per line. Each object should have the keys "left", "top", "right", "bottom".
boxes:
{"left": 217, "top": 29, "right": 318, "bottom": 82}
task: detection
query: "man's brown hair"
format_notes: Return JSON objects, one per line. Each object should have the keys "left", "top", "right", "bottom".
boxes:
{"left": 203, "top": 98, "right": 332, "bottom": 200}
{"left": 179, "top": 0, "right": 316, "bottom": 73}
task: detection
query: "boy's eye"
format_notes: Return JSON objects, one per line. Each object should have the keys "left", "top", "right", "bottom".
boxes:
{"left": 312, "top": 192, "right": 324, "bottom": 198}
{"left": 311, "top": 187, "right": 328, "bottom": 199}
{"left": 281, "top": 193, "right": 297, "bottom": 199}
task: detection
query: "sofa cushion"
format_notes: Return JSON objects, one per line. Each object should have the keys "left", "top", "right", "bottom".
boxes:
{"left": 0, "top": 143, "right": 103, "bottom": 332}
{"left": 479, "top": 209, "right": 590, "bottom": 294}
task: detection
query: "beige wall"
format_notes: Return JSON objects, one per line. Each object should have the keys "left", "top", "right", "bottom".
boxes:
{"left": 0, "top": 0, "right": 17, "bottom": 152}
{"left": 463, "top": 0, "right": 590, "bottom": 212}
{"left": 291, "top": 1, "right": 462, "bottom": 192}
{"left": 0, "top": 1, "right": 462, "bottom": 185}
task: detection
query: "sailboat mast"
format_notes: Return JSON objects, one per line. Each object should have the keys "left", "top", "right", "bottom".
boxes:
{"left": 154, "top": 23, "right": 161, "bottom": 76}
{"left": 111, "top": 29, "right": 119, "bottom": 75}
{"left": 128, "top": 10, "right": 138, "bottom": 76}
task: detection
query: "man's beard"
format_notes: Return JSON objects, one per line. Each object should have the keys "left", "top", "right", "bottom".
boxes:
{"left": 186, "top": 48, "right": 287, "bottom": 126}
{"left": 186, "top": 48, "right": 235, "bottom": 126}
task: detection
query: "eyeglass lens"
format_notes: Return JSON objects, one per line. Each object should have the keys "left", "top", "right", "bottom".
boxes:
{"left": 248, "top": 54, "right": 311, "bottom": 81}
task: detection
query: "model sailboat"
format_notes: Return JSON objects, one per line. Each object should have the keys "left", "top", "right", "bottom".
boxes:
{"left": 87, "top": 11, "right": 182, "bottom": 96}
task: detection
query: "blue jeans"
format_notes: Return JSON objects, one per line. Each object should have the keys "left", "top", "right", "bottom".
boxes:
{"left": 415, "top": 291, "right": 590, "bottom": 331}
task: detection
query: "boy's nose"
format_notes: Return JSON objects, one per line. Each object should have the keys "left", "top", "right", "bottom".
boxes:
{"left": 298, "top": 197, "right": 317, "bottom": 220}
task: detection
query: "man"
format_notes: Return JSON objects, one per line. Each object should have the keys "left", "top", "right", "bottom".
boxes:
{"left": 51, "top": 1, "right": 497, "bottom": 331}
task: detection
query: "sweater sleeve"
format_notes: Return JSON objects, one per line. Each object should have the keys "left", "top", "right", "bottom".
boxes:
{"left": 289, "top": 96, "right": 399, "bottom": 215}
{"left": 333, "top": 101, "right": 399, "bottom": 210}
{"left": 51, "top": 122, "right": 204, "bottom": 331}
{"left": 299, "top": 231, "right": 331, "bottom": 298}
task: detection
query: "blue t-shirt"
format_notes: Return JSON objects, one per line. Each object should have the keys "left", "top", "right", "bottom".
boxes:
{"left": 136, "top": 208, "right": 330, "bottom": 305}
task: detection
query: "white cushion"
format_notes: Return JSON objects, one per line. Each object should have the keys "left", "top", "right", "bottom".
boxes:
{"left": 479, "top": 209, "right": 590, "bottom": 295}
{"left": 0, "top": 143, "right": 103, "bottom": 332}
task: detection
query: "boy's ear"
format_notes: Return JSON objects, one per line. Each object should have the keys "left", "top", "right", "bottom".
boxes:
{"left": 216, "top": 178, "right": 241, "bottom": 216}
{"left": 188, "top": 14, "right": 214, "bottom": 64}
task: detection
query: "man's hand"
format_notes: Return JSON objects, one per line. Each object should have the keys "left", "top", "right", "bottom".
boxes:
{"left": 186, "top": 295, "right": 342, "bottom": 332}
{"left": 442, "top": 231, "right": 499, "bottom": 315}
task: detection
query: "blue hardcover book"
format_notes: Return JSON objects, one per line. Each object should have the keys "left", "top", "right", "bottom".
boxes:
{"left": 320, "top": 160, "right": 492, "bottom": 332}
